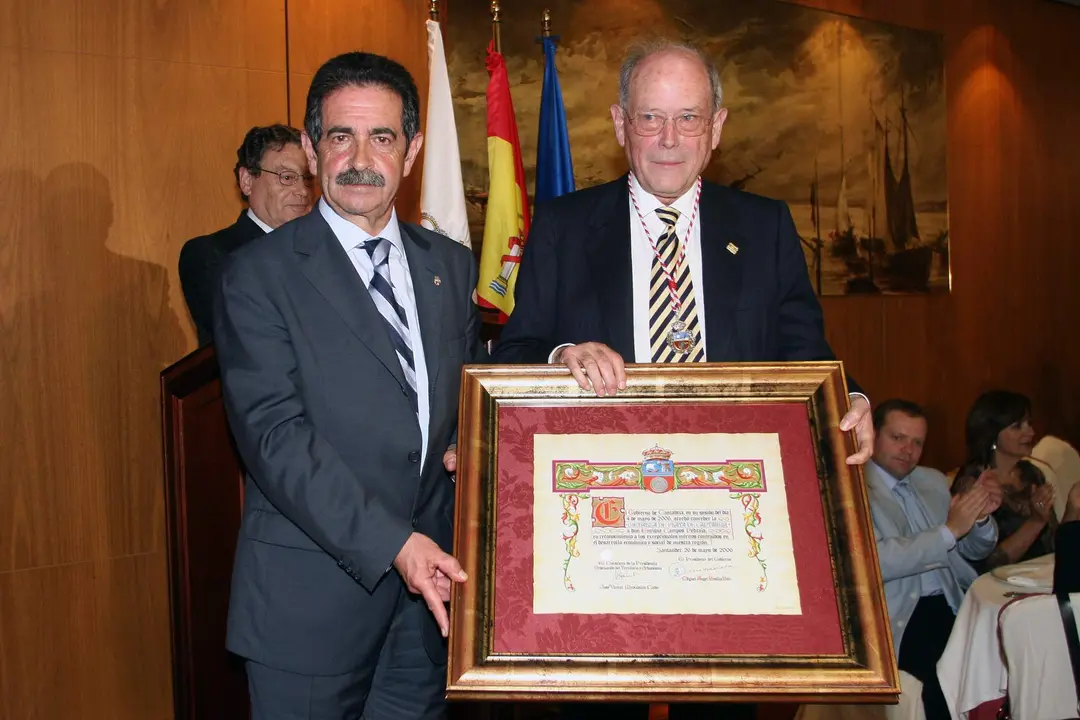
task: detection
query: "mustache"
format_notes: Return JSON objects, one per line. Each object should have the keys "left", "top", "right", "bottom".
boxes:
{"left": 335, "top": 167, "right": 385, "bottom": 187}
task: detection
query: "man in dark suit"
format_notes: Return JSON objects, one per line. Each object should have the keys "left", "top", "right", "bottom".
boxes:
{"left": 492, "top": 38, "right": 874, "bottom": 720}
{"left": 214, "top": 52, "right": 481, "bottom": 720}
{"left": 179, "top": 123, "right": 313, "bottom": 344}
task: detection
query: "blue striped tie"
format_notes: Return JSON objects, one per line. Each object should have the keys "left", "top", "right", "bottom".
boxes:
{"left": 361, "top": 237, "right": 418, "bottom": 413}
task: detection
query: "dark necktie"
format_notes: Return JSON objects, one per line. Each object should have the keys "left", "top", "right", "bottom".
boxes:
{"left": 649, "top": 207, "right": 704, "bottom": 363}
{"left": 361, "top": 237, "right": 418, "bottom": 413}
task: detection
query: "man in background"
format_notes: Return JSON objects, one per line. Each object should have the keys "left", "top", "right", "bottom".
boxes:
{"left": 179, "top": 123, "right": 313, "bottom": 344}
{"left": 867, "top": 398, "right": 1001, "bottom": 720}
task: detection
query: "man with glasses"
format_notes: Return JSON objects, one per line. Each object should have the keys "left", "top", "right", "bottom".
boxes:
{"left": 492, "top": 38, "right": 873, "bottom": 719}
{"left": 179, "top": 123, "right": 314, "bottom": 344}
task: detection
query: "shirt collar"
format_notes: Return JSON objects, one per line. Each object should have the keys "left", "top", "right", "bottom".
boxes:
{"left": 870, "top": 459, "right": 911, "bottom": 491}
{"left": 628, "top": 172, "right": 700, "bottom": 226}
{"left": 318, "top": 197, "right": 402, "bottom": 256}
{"left": 246, "top": 208, "right": 273, "bottom": 234}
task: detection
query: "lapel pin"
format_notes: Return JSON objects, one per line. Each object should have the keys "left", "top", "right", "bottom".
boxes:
{"left": 726, "top": 242, "right": 739, "bottom": 255}
{"left": 433, "top": 275, "right": 441, "bottom": 286}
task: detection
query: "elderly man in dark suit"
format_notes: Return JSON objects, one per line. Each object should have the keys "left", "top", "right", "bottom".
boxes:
{"left": 214, "top": 52, "right": 482, "bottom": 720}
{"left": 492, "top": 38, "right": 874, "bottom": 720}
{"left": 178, "top": 123, "right": 313, "bottom": 344}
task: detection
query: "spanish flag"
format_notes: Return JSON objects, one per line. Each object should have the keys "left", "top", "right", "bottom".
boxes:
{"left": 476, "top": 40, "right": 531, "bottom": 322}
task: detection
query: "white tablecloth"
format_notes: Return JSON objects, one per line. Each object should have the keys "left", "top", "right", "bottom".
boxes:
{"left": 937, "top": 554, "right": 1054, "bottom": 719}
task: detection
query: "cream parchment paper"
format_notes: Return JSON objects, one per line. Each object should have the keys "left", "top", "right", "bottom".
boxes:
{"left": 532, "top": 433, "right": 801, "bottom": 615}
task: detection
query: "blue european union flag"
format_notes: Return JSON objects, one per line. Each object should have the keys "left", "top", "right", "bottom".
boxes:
{"left": 535, "top": 37, "right": 575, "bottom": 204}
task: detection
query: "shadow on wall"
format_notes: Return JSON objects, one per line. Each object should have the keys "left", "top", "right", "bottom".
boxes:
{"left": 0, "top": 161, "right": 183, "bottom": 711}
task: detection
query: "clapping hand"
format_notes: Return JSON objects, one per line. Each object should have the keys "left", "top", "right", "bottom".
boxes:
{"left": 1030, "top": 483, "right": 1055, "bottom": 523}
{"left": 973, "top": 468, "right": 1004, "bottom": 519}
{"left": 947, "top": 485, "right": 991, "bottom": 539}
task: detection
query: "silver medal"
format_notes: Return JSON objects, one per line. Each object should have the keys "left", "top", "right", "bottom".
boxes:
{"left": 666, "top": 320, "right": 697, "bottom": 353}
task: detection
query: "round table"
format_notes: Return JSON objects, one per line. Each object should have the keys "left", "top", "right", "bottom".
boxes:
{"left": 936, "top": 554, "right": 1054, "bottom": 719}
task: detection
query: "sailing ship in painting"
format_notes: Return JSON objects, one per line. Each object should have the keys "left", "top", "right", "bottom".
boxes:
{"left": 801, "top": 23, "right": 948, "bottom": 295}
{"left": 805, "top": 98, "right": 947, "bottom": 295}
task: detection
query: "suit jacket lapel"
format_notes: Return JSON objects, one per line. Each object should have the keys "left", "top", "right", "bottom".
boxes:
{"left": 586, "top": 177, "right": 635, "bottom": 359}
{"left": 293, "top": 212, "right": 410, "bottom": 394}
{"left": 699, "top": 183, "right": 744, "bottom": 361}
{"left": 401, "top": 223, "right": 442, "bottom": 405}
{"left": 864, "top": 463, "right": 911, "bottom": 533}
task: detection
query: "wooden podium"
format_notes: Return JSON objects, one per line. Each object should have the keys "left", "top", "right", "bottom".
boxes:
{"left": 161, "top": 346, "right": 250, "bottom": 720}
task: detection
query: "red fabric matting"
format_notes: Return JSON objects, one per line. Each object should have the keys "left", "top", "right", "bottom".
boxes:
{"left": 491, "top": 402, "right": 844, "bottom": 656}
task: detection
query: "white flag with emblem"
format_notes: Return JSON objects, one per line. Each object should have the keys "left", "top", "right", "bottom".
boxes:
{"left": 420, "top": 19, "right": 471, "bottom": 248}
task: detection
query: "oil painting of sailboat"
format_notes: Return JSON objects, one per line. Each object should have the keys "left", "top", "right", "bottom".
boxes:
{"left": 446, "top": 0, "right": 949, "bottom": 295}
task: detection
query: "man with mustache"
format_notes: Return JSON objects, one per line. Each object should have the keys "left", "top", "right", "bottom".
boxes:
{"left": 338, "top": 166, "right": 387, "bottom": 187}
{"left": 179, "top": 123, "right": 313, "bottom": 345}
{"left": 214, "top": 52, "right": 483, "bottom": 719}
{"left": 492, "top": 38, "right": 874, "bottom": 719}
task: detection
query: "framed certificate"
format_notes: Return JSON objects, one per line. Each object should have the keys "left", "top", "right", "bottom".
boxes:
{"left": 447, "top": 362, "right": 898, "bottom": 704}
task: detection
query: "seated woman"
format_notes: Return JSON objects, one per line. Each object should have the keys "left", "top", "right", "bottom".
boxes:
{"left": 954, "top": 390, "right": 1080, "bottom": 571}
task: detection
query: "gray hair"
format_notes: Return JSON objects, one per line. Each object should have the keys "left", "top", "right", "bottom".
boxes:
{"left": 618, "top": 39, "right": 723, "bottom": 112}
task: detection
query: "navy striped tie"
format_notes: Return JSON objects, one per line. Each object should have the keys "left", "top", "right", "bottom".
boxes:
{"left": 649, "top": 207, "right": 704, "bottom": 363}
{"left": 362, "top": 237, "right": 418, "bottom": 413}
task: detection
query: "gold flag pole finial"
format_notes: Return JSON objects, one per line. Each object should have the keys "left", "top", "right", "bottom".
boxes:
{"left": 429, "top": 0, "right": 438, "bottom": 22}
{"left": 491, "top": 1, "right": 502, "bottom": 53}
{"left": 541, "top": 9, "right": 552, "bottom": 38}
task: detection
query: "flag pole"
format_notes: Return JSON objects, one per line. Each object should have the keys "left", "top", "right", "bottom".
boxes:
{"left": 429, "top": 0, "right": 438, "bottom": 22}
{"left": 490, "top": 0, "right": 502, "bottom": 54}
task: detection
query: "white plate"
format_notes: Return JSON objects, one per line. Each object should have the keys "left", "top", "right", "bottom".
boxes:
{"left": 991, "top": 560, "right": 1055, "bottom": 590}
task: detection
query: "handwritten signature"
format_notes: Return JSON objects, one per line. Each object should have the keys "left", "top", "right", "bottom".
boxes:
{"left": 669, "top": 563, "right": 732, "bottom": 577}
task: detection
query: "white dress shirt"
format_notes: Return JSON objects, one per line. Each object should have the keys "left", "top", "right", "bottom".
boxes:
{"left": 246, "top": 208, "right": 273, "bottom": 234}
{"left": 318, "top": 198, "right": 431, "bottom": 468}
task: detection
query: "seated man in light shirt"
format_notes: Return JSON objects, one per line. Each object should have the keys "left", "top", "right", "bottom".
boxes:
{"left": 866, "top": 398, "right": 1003, "bottom": 720}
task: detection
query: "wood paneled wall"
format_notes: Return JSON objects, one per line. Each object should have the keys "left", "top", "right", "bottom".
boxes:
{"left": 1, "top": 0, "right": 1077, "bottom": 717}
{"left": 285, "top": 0, "right": 431, "bottom": 222}
{"left": 0, "top": 1, "right": 427, "bottom": 717}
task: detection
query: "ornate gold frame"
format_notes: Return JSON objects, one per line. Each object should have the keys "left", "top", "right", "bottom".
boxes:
{"left": 448, "top": 362, "right": 898, "bottom": 703}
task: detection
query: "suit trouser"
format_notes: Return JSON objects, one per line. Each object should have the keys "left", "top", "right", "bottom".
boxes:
{"left": 897, "top": 594, "right": 955, "bottom": 720}
{"left": 245, "top": 589, "right": 446, "bottom": 720}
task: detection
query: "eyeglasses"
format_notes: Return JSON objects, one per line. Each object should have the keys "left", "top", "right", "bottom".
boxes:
{"left": 624, "top": 111, "right": 711, "bottom": 138}
{"left": 256, "top": 167, "right": 315, "bottom": 188}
